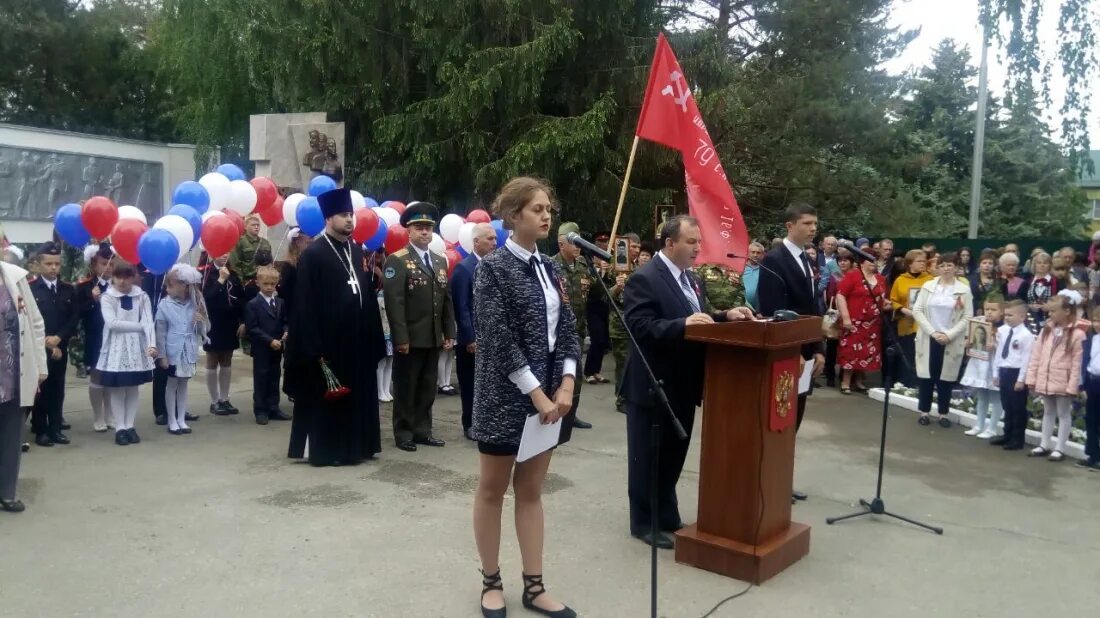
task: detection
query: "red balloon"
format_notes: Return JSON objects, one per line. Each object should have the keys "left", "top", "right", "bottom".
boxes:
{"left": 201, "top": 216, "right": 240, "bottom": 258}
{"left": 445, "top": 248, "right": 462, "bottom": 276}
{"left": 259, "top": 195, "right": 284, "bottom": 226}
{"left": 466, "top": 209, "right": 491, "bottom": 224}
{"left": 250, "top": 177, "right": 279, "bottom": 212}
{"left": 385, "top": 201, "right": 407, "bottom": 215}
{"left": 110, "top": 219, "right": 148, "bottom": 265}
{"left": 384, "top": 224, "right": 409, "bottom": 254}
{"left": 352, "top": 207, "right": 381, "bottom": 244}
{"left": 223, "top": 209, "right": 245, "bottom": 236}
{"left": 82, "top": 196, "right": 119, "bottom": 239}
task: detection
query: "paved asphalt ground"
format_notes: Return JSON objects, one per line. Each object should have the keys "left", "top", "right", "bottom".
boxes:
{"left": 2, "top": 356, "right": 1098, "bottom": 617}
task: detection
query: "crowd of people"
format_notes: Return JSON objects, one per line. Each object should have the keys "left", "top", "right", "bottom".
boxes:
{"left": 3, "top": 183, "right": 1100, "bottom": 616}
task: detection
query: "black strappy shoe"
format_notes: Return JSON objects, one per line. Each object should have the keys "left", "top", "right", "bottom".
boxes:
{"left": 521, "top": 573, "right": 576, "bottom": 618}
{"left": 480, "top": 569, "right": 506, "bottom": 618}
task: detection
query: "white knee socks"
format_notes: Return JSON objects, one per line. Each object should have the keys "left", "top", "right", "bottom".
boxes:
{"left": 1040, "top": 395, "right": 1074, "bottom": 452}
{"left": 165, "top": 377, "right": 191, "bottom": 431}
{"left": 109, "top": 386, "right": 139, "bottom": 431}
{"left": 89, "top": 383, "right": 111, "bottom": 428}
{"left": 207, "top": 365, "right": 233, "bottom": 404}
{"left": 377, "top": 357, "right": 394, "bottom": 400}
{"left": 437, "top": 350, "right": 453, "bottom": 387}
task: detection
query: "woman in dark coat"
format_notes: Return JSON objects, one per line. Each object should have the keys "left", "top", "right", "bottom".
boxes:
{"left": 201, "top": 252, "right": 244, "bottom": 414}
{"left": 471, "top": 177, "right": 579, "bottom": 618}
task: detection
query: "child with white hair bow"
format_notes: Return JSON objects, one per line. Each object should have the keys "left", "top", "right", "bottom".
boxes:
{"left": 155, "top": 264, "right": 210, "bottom": 435}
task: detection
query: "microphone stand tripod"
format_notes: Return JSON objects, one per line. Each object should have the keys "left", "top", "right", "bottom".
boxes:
{"left": 825, "top": 268, "right": 943, "bottom": 534}
{"left": 584, "top": 257, "right": 686, "bottom": 618}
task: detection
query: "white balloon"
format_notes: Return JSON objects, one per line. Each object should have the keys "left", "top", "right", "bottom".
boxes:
{"left": 283, "top": 193, "right": 306, "bottom": 227}
{"left": 457, "top": 221, "right": 476, "bottom": 253}
{"left": 153, "top": 214, "right": 194, "bottom": 261}
{"left": 198, "top": 172, "right": 232, "bottom": 212}
{"left": 439, "top": 213, "right": 465, "bottom": 244}
{"left": 225, "top": 179, "right": 258, "bottom": 216}
{"left": 429, "top": 233, "right": 446, "bottom": 255}
{"left": 117, "top": 205, "right": 147, "bottom": 225}
{"left": 349, "top": 190, "right": 366, "bottom": 210}
{"left": 374, "top": 206, "right": 400, "bottom": 228}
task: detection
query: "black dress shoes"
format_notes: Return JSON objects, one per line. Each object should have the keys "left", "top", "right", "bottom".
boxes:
{"left": 572, "top": 418, "right": 592, "bottom": 429}
{"left": 632, "top": 531, "right": 674, "bottom": 550}
{"left": 269, "top": 410, "right": 292, "bottom": 421}
{"left": 396, "top": 440, "right": 418, "bottom": 452}
{"left": 60, "top": 421, "right": 71, "bottom": 431}
{"left": 1, "top": 499, "right": 26, "bottom": 513}
{"left": 989, "top": 436, "right": 1008, "bottom": 446}
{"left": 34, "top": 434, "right": 54, "bottom": 447}
{"left": 415, "top": 436, "right": 446, "bottom": 447}
{"left": 156, "top": 414, "right": 168, "bottom": 426}
{"left": 223, "top": 401, "right": 240, "bottom": 414}
{"left": 185, "top": 413, "right": 200, "bottom": 421}
{"left": 211, "top": 403, "right": 232, "bottom": 416}
{"left": 792, "top": 490, "right": 808, "bottom": 501}
{"left": 49, "top": 433, "right": 70, "bottom": 445}
{"left": 255, "top": 414, "right": 269, "bottom": 426}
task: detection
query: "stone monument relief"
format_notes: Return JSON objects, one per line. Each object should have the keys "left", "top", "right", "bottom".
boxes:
{"left": 250, "top": 113, "right": 345, "bottom": 192}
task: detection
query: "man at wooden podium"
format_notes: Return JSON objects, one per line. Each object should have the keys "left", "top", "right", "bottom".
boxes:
{"left": 621, "top": 215, "right": 754, "bottom": 549}
{"left": 757, "top": 203, "right": 826, "bottom": 502}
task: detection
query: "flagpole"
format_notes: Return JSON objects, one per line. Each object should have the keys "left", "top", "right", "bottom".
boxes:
{"left": 608, "top": 135, "right": 640, "bottom": 248}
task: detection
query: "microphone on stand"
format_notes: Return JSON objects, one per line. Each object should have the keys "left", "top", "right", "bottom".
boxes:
{"left": 837, "top": 240, "right": 877, "bottom": 263}
{"left": 728, "top": 253, "right": 799, "bottom": 321}
{"left": 566, "top": 232, "right": 613, "bottom": 262}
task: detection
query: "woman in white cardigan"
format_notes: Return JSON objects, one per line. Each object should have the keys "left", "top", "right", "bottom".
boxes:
{"left": 912, "top": 252, "right": 973, "bottom": 428}
{"left": 0, "top": 261, "right": 49, "bottom": 513}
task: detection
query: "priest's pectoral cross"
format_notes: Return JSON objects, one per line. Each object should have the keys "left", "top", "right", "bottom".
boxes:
{"left": 347, "top": 274, "right": 361, "bottom": 296}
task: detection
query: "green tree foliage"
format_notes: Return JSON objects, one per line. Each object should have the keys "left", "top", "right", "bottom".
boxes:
{"left": 0, "top": 0, "right": 176, "bottom": 141}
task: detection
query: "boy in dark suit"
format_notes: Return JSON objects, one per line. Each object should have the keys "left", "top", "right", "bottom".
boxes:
{"left": 30, "top": 243, "right": 79, "bottom": 446}
{"left": 244, "top": 267, "right": 289, "bottom": 425}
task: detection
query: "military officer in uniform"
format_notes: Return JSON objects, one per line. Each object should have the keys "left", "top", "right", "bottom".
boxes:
{"left": 552, "top": 222, "right": 593, "bottom": 431}
{"left": 382, "top": 202, "right": 456, "bottom": 452}
{"left": 695, "top": 263, "right": 746, "bottom": 311}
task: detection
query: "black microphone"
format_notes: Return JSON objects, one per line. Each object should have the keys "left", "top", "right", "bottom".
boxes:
{"left": 565, "top": 232, "right": 612, "bottom": 262}
{"left": 837, "top": 240, "right": 876, "bottom": 262}
{"left": 728, "top": 252, "right": 796, "bottom": 320}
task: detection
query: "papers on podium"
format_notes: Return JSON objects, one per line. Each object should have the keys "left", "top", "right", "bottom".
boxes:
{"left": 516, "top": 413, "right": 562, "bottom": 463}
{"left": 798, "top": 358, "right": 814, "bottom": 394}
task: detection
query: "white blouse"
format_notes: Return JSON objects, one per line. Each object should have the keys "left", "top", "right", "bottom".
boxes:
{"left": 926, "top": 283, "right": 958, "bottom": 332}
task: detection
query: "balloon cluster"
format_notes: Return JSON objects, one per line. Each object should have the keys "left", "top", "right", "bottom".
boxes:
{"left": 53, "top": 162, "right": 285, "bottom": 275}
{"left": 353, "top": 205, "right": 507, "bottom": 277}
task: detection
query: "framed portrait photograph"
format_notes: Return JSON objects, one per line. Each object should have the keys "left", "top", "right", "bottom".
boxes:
{"left": 907, "top": 287, "right": 920, "bottom": 308}
{"left": 654, "top": 204, "right": 676, "bottom": 239}
{"left": 966, "top": 318, "right": 993, "bottom": 360}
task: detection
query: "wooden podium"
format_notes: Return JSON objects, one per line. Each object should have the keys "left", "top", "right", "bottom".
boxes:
{"left": 674, "top": 316, "right": 821, "bottom": 583}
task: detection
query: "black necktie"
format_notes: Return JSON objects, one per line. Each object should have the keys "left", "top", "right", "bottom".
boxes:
{"left": 269, "top": 298, "right": 275, "bottom": 311}
{"left": 1001, "top": 327, "right": 1013, "bottom": 360}
{"left": 799, "top": 253, "right": 813, "bottom": 291}
{"left": 422, "top": 252, "right": 434, "bottom": 274}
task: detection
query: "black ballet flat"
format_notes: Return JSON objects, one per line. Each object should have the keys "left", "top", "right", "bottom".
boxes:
{"left": 168, "top": 428, "right": 183, "bottom": 436}
{"left": 522, "top": 573, "right": 575, "bottom": 618}
{"left": 1, "top": 499, "right": 26, "bottom": 513}
{"left": 480, "top": 569, "right": 506, "bottom": 618}
{"left": 181, "top": 427, "right": 192, "bottom": 435}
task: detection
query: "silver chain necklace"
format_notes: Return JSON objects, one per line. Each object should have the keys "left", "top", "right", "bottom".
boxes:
{"left": 324, "top": 234, "right": 362, "bottom": 307}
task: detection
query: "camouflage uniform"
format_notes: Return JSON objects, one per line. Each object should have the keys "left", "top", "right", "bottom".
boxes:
{"left": 608, "top": 269, "right": 632, "bottom": 411}
{"left": 696, "top": 263, "right": 746, "bottom": 311}
{"left": 551, "top": 221, "right": 593, "bottom": 429}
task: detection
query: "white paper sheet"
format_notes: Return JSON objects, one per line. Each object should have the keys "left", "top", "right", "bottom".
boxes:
{"left": 516, "top": 414, "right": 563, "bottom": 463}
{"left": 798, "top": 357, "right": 815, "bottom": 394}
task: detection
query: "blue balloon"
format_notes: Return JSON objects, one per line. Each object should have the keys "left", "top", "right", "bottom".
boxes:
{"left": 365, "top": 219, "right": 389, "bottom": 251}
{"left": 55, "top": 203, "right": 90, "bottom": 246}
{"left": 172, "top": 181, "right": 210, "bottom": 215}
{"left": 297, "top": 197, "right": 325, "bottom": 237}
{"left": 216, "top": 164, "right": 246, "bottom": 181}
{"left": 364, "top": 197, "right": 380, "bottom": 209}
{"left": 308, "top": 175, "right": 338, "bottom": 197}
{"left": 138, "top": 229, "right": 180, "bottom": 275}
{"left": 168, "top": 204, "right": 202, "bottom": 248}
{"left": 491, "top": 219, "right": 507, "bottom": 248}
{"left": 455, "top": 243, "right": 469, "bottom": 258}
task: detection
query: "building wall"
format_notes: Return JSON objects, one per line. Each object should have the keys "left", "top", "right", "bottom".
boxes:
{"left": 0, "top": 123, "right": 197, "bottom": 243}
{"left": 1086, "top": 188, "right": 1100, "bottom": 235}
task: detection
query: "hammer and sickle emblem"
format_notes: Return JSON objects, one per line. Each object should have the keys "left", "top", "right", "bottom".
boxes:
{"left": 660, "top": 70, "right": 690, "bottom": 113}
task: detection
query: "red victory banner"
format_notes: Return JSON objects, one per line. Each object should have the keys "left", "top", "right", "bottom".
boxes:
{"left": 612, "top": 32, "right": 749, "bottom": 271}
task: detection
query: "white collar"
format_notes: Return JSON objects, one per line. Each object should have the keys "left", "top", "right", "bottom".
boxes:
{"left": 42, "top": 277, "right": 58, "bottom": 287}
{"left": 505, "top": 238, "right": 541, "bottom": 263}
{"left": 261, "top": 292, "right": 276, "bottom": 303}
{"left": 657, "top": 250, "right": 686, "bottom": 282}
{"left": 97, "top": 277, "right": 109, "bottom": 287}
{"left": 783, "top": 238, "right": 804, "bottom": 261}
{"left": 105, "top": 285, "right": 143, "bottom": 299}
{"left": 411, "top": 244, "right": 432, "bottom": 262}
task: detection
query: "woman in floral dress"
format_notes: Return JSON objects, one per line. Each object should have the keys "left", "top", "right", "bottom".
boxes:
{"left": 836, "top": 253, "right": 889, "bottom": 393}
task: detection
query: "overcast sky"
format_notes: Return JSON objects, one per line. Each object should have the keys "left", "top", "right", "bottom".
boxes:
{"left": 884, "top": 0, "right": 1100, "bottom": 147}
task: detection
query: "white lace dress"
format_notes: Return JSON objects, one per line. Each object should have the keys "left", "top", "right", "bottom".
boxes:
{"left": 96, "top": 287, "right": 155, "bottom": 387}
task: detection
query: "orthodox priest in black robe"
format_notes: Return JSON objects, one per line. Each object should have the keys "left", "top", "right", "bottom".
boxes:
{"left": 285, "top": 188, "right": 386, "bottom": 466}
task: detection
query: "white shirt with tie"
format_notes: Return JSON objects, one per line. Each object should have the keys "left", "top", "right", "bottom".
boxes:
{"left": 42, "top": 277, "right": 59, "bottom": 293}
{"left": 503, "top": 238, "right": 577, "bottom": 394}
{"left": 656, "top": 251, "right": 701, "bottom": 313}
{"left": 992, "top": 323, "right": 1035, "bottom": 383}
{"left": 412, "top": 245, "right": 434, "bottom": 272}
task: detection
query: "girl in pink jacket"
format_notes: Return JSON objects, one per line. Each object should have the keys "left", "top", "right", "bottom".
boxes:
{"left": 1025, "top": 293, "right": 1085, "bottom": 462}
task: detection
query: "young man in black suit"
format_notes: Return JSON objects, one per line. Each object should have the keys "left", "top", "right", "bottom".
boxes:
{"left": 757, "top": 203, "right": 826, "bottom": 501}
{"left": 621, "top": 215, "right": 754, "bottom": 549}
{"left": 244, "top": 267, "right": 289, "bottom": 425}
{"left": 30, "top": 243, "right": 79, "bottom": 447}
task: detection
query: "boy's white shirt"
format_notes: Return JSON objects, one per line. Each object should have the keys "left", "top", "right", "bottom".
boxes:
{"left": 992, "top": 322, "right": 1036, "bottom": 384}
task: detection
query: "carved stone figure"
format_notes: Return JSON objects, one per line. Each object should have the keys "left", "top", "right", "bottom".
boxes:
{"left": 106, "top": 163, "right": 125, "bottom": 203}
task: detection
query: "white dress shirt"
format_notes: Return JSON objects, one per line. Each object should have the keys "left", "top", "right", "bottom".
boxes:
{"left": 656, "top": 251, "right": 701, "bottom": 311}
{"left": 926, "top": 283, "right": 957, "bottom": 332}
{"left": 411, "top": 244, "right": 433, "bottom": 270}
{"left": 992, "top": 323, "right": 1036, "bottom": 381}
{"left": 503, "top": 238, "right": 576, "bottom": 394}
{"left": 42, "top": 277, "right": 58, "bottom": 292}
{"left": 783, "top": 238, "right": 813, "bottom": 295}
{"left": 1088, "top": 333, "right": 1100, "bottom": 378}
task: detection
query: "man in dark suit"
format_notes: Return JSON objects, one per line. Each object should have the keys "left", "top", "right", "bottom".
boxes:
{"left": 757, "top": 203, "right": 826, "bottom": 502}
{"left": 450, "top": 222, "right": 497, "bottom": 440}
{"left": 244, "top": 266, "right": 290, "bottom": 425}
{"left": 30, "top": 243, "right": 79, "bottom": 446}
{"left": 621, "top": 215, "right": 754, "bottom": 549}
